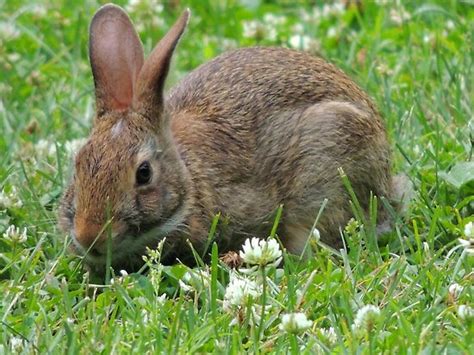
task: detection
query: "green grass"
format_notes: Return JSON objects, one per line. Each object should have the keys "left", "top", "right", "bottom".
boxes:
{"left": 1, "top": 0, "right": 473, "bottom": 353}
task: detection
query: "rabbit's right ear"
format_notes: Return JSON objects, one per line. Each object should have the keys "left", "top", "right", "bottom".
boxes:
{"left": 133, "top": 10, "right": 189, "bottom": 122}
{"left": 89, "top": 4, "right": 144, "bottom": 114}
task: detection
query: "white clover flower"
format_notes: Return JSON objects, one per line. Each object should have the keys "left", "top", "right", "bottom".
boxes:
{"left": 8, "top": 53, "right": 20, "bottom": 62}
{"left": 0, "top": 190, "right": 12, "bottom": 209}
{"left": 10, "top": 187, "right": 22, "bottom": 207}
{"left": 178, "top": 279, "right": 193, "bottom": 293}
{"left": 327, "top": 26, "right": 338, "bottom": 38}
{"left": 220, "top": 38, "right": 238, "bottom": 51}
{"left": 321, "top": 4, "right": 332, "bottom": 17}
{"left": 135, "top": 296, "right": 147, "bottom": 307}
{"left": 119, "top": 270, "right": 129, "bottom": 277}
{"left": 289, "top": 34, "right": 313, "bottom": 51}
{"left": 263, "top": 13, "right": 286, "bottom": 27}
{"left": 320, "top": 2, "right": 345, "bottom": 17}
{"left": 127, "top": 0, "right": 142, "bottom": 8}
{"left": 376, "top": 63, "right": 394, "bottom": 76}
{"left": 292, "top": 23, "right": 304, "bottom": 34}
{"left": 27, "top": 4, "right": 48, "bottom": 17}
{"left": 64, "top": 138, "right": 87, "bottom": 157}
{"left": 352, "top": 305, "right": 381, "bottom": 333}
{"left": 3, "top": 225, "right": 27, "bottom": 244}
{"left": 458, "top": 226, "right": 474, "bottom": 255}
{"left": 389, "top": 8, "right": 411, "bottom": 25}
{"left": 242, "top": 21, "right": 276, "bottom": 41}
{"left": 279, "top": 312, "right": 313, "bottom": 334}
{"left": 239, "top": 237, "right": 282, "bottom": 267}
{"left": 320, "top": 326, "right": 337, "bottom": 344}
{"left": 266, "top": 28, "right": 277, "bottom": 42}
{"left": 35, "top": 139, "right": 56, "bottom": 158}
{"left": 448, "top": 283, "right": 463, "bottom": 300}
{"left": 445, "top": 20, "right": 455, "bottom": 31}
{"left": 155, "top": 3, "right": 164, "bottom": 13}
{"left": 157, "top": 293, "right": 167, "bottom": 305}
{"left": 0, "top": 22, "right": 20, "bottom": 39}
{"left": 423, "top": 33, "right": 434, "bottom": 44}
{"left": 126, "top": 0, "right": 163, "bottom": 13}
{"left": 223, "top": 273, "right": 262, "bottom": 312}
{"left": 242, "top": 20, "right": 260, "bottom": 38}
{"left": 150, "top": 16, "right": 166, "bottom": 30}
{"left": 35, "top": 138, "right": 86, "bottom": 160}
{"left": 413, "top": 145, "right": 421, "bottom": 156}
{"left": 0, "top": 187, "right": 22, "bottom": 209}
{"left": 457, "top": 305, "right": 474, "bottom": 320}
{"left": 9, "top": 336, "right": 24, "bottom": 352}
{"left": 300, "top": 8, "right": 318, "bottom": 23}
{"left": 465, "top": 222, "right": 474, "bottom": 238}
{"left": 333, "top": 2, "right": 345, "bottom": 14}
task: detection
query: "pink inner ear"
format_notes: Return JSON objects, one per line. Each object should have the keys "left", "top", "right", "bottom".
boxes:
{"left": 98, "top": 26, "right": 137, "bottom": 109}
{"left": 90, "top": 6, "right": 144, "bottom": 112}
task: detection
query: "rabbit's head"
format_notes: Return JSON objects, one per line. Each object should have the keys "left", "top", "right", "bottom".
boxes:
{"left": 59, "top": 4, "right": 190, "bottom": 269}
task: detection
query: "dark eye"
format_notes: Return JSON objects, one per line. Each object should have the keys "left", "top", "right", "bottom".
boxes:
{"left": 136, "top": 161, "right": 152, "bottom": 185}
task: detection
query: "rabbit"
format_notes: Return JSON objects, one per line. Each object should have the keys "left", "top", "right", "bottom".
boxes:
{"left": 59, "top": 3, "right": 402, "bottom": 275}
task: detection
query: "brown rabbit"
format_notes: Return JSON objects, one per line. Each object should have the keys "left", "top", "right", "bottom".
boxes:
{"left": 59, "top": 4, "right": 398, "bottom": 274}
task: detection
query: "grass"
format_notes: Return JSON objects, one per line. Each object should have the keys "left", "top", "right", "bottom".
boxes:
{"left": 1, "top": 0, "right": 473, "bottom": 353}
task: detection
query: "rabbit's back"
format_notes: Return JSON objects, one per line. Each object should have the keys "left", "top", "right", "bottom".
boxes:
{"left": 168, "top": 47, "right": 379, "bottom": 120}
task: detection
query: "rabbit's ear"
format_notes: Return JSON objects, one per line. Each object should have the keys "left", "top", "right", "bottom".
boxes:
{"left": 89, "top": 4, "right": 144, "bottom": 113}
{"left": 133, "top": 9, "right": 190, "bottom": 120}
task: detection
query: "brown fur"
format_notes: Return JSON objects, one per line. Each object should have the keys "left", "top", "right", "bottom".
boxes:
{"left": 59, "top": 5, "right": 394, "bottom": 275}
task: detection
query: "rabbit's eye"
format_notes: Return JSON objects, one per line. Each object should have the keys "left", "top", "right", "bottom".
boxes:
{"left": 136, "top": 161, "right": 152, "bottom": 185}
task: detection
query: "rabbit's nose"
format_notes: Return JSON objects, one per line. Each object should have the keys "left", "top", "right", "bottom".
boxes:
{"left": 74, "top": 216, "right": 104, "bottom": 251}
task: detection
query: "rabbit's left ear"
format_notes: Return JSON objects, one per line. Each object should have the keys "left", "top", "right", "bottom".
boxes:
{"left": 133, "top": 9, "right": 190, "bottom": 120}
{"left": 89, "top": 4, "right": 144, "bottom": 114}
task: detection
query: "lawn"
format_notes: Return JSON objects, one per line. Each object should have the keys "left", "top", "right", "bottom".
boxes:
{"left": 0, "top": 0, "right": 473, "bottom": 353}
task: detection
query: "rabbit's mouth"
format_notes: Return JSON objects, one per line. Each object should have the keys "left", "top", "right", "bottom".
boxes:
{"left": 78, "top": 198, "right": 189, "bottom": 271}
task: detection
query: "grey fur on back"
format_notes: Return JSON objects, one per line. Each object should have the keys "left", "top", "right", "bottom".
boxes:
{"left": 167, "top": 47, "right": 391, "bottom": 252}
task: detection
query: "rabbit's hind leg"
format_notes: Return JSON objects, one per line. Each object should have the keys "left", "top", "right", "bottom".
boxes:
{"left": 275, "top": 101, "right": 392, "bottom": 254}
